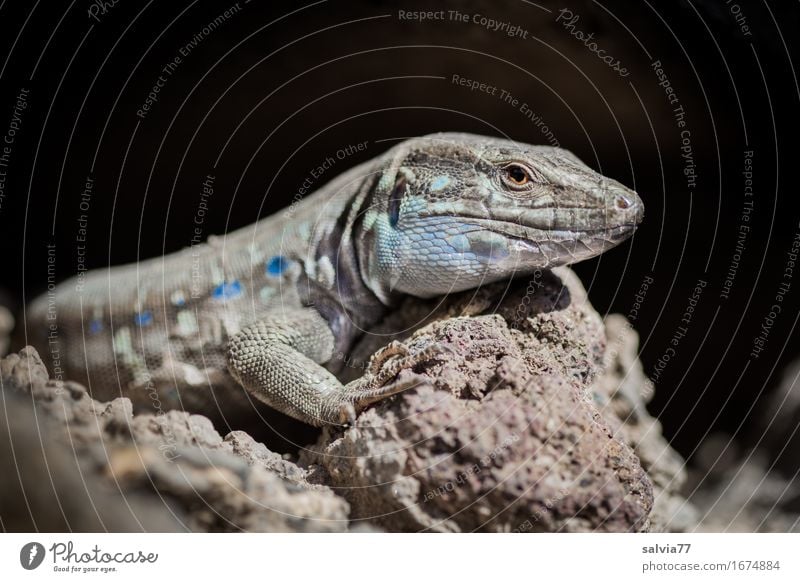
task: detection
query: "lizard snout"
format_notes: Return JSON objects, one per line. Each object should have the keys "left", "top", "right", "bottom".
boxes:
{"left": 606, "top": 186, "right": 644, "bottom": 229}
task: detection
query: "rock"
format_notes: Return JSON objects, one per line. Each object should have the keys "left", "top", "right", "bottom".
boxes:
{"left": 0, "top": 345, "right": 50, "bottom": 392}
{"left": 0, "top": 346, "right": 349, "bottom": 532}
{"left": 0, "top": 390, "right": 182, "bottom": 532}
{"left": 757, "top": 358, "right": 800, "bottom": 475}
{"left": 306, "top": 268, "right": 667, "bottom": 531}
{"left": 223, "top": 431, "right": 311, "bottom": 486}
{"left": 593, "top": 315, "right": 697, "bottom": 531}
{"left": 682, "top": 353, "right": 800, "bottom": 532}
{"left": 688, "top": 440, "right": 800, "bottom": 532}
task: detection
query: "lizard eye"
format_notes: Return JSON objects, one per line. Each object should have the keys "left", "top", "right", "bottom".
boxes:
{"left": 501, "top": 164, "right": 534, "bottom": 189}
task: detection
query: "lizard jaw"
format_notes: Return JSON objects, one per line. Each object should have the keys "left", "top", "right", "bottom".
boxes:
{"left": 459, "top": 219, "right": 639, "bottom": 273}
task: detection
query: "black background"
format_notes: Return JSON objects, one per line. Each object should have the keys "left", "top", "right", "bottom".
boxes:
{"left": 1, "top": 0, "right": 798, "bottom": 461}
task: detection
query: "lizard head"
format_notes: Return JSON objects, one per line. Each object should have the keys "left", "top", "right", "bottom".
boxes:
{"left": 356, "top": 132, "right": 644, "bottom": 301}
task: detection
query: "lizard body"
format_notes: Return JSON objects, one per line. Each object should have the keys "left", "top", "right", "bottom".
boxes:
{"left": 28, "top": 133, "right": 643, "bottom": 426}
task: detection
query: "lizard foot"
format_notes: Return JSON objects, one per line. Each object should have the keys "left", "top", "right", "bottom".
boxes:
{"left": 329, "top": 342, "right": 452, "bottom": 424}
{"left": 335, "top": 370, "right": 429, "bottom": 423}
{"left": 368, "top": 342, "right": 452, "bottom": 387}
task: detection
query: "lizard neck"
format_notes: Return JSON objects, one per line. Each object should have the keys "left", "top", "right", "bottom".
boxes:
{"left": 350, "top": 175, "right": 404, "bottom": 308}
{"left": 304, "top": 170, "right": 389, "bottom": 337}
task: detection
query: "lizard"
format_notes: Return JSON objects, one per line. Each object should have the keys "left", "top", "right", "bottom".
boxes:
{"left": 27, "top": 133, "right": 643, "bottom": 427}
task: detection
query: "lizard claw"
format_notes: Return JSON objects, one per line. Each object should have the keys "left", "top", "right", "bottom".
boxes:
{"left": 366, "top": 340, "right": 410, "bottom": 375}
{"left": 336, "top": 369, "right": 430, "bottom": 423}
{"left": 370, "top": 341, "right": 451, "bottom": 387}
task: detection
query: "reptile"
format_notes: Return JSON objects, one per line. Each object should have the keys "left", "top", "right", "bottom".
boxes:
{"left": 27, "top": 133, "right": 643, "bottom": 426}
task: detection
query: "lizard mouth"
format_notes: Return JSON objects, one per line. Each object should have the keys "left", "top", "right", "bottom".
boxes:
{"left": 464, "top": 217, "right": 639, "bottom": 242}
{"left": 580, "top": 223, "right": 640, "bottom": 243}
{"left": 447, "top": 218, "right": 638, "bottom": 270}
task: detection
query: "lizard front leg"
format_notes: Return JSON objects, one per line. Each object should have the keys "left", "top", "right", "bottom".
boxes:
{"left": 226, "top": 308, "right": 427, "bottom": 426}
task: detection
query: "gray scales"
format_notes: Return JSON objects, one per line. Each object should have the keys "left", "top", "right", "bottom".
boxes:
{"left": 28, "top": 133, "right": 644, "bottom": 426}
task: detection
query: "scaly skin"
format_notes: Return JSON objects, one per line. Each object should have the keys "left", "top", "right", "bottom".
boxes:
{"left": 27, "top": 133, "right": 643, "bottom": 426}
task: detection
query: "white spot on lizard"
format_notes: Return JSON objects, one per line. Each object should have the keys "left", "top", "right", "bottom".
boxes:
{"left": 315, "top": 256, "right": 336, "bottom": 289}
{"left": 176, "top": 310, "right": 199, "bottom": 335}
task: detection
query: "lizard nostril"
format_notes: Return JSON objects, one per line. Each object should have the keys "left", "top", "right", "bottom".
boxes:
{"left": 615, "top": 194, "right": 633, "bottom": 209}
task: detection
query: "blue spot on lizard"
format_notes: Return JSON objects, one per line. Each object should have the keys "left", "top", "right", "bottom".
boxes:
{"left": 133, "top": 311, "right": 153, "bottom": 327}
{"left": 89, "top": 319, "right": 103, "bottom": 334}
{"left": 265, "top": 255, "right": 290, "bottom": 277}
{"left": 212, "top": 280, "right": 243, "bottom": 301}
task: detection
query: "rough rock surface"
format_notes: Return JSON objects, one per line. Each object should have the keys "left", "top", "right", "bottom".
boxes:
{"left": 305, "top": 268, "right": 681, "bottom": 532}
{"left": 1, "top": 268, "right": 694, "bottom": 532}
{"left": 0, "top": 347, "right": 349, "bottom": 532}
{"left": 593, "top": 315, "right": 697, "bottom": 532}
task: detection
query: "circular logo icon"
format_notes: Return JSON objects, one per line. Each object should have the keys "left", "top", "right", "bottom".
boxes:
{"left": 19, "top": 542, "right": 46, "bottom": 570}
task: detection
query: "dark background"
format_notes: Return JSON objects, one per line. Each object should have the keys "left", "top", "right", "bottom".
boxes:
{"left": 1, "top": 0, "right": 798, "bottom": 462}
